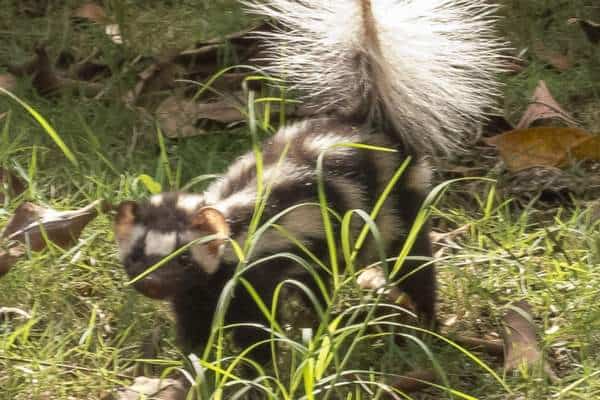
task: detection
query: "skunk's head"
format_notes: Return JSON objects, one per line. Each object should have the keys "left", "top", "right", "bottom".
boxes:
{"left": 113, "top": 192, "right": 230, "bottom": 299}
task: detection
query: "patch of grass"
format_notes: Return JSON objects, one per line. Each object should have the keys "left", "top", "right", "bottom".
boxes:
{"left": 436, "top": 199, "right": 600, "bottom": 398}
{"left": 0, "top": 0, "right": 249, "bottom": 61}
{"left": 0, "top": 2, "right": 254, "bottom": 397}
{"left": 499, "top": 0, "right": 600, "bottom": 130}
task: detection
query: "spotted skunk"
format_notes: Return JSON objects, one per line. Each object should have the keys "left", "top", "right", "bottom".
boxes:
{"left": 114, "top": 0, "right": 505, "bottom": 362}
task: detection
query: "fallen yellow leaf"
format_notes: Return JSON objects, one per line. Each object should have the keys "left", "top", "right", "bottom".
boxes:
{"left": 485, "top": 127, "right": 592, "bottom": 171}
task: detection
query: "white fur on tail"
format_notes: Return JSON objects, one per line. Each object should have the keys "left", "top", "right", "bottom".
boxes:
{"left": 243, "top": 0, "right": 507, "bottom": 154}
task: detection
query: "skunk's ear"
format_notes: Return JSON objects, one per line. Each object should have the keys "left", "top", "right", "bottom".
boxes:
{"left": 115, "top": 200, "right": 138, "bottom": 221}
{"left": 114, "top": 201, "right": 139, "bottom": 241}
{"left": 191, "top": 206, "right": 228, "bottom": 232}
{"left": 189, "top": 207, "right": 230, "bottom": 274}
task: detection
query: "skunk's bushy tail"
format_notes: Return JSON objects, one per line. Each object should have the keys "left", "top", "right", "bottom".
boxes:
{"left": 243, "top": 0, "right": 507, "bottom": 154}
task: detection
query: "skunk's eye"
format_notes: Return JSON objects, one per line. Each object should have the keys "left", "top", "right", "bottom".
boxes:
{"left": 179, "top": 252, "right": 192, "bottom": 264}
{"left": 128, "top": 245, "right": 144, "bottom": 263}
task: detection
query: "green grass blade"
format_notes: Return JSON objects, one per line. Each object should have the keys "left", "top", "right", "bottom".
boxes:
{"left": 0, "top": 87, "right": 78, "bottom": 166}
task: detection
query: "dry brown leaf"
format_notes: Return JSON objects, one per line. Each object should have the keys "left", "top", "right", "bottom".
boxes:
{"left": 175, "top": 23, "right": 267, "bottom": 73}
{"left": 569, "top": 18, "right": 600, "bottom": 44}
{"left": 0, "top": 73, "right": 17, "bottom": 91}
{"left": 17, "top": 47, "right": 82, "bottom": 95}
{"left": 387, "top": 369, "right": 437, "bottom": 396}
{"left": 569, "top": 135, "right": 600, "bottom": 162}
{"left": 156, "top": 90, "right": 312, "bottom": 138}
{"left": 6, "top": 47, "right": 104, "bottom": 94}
{"left": 61, "top": 47, "right": 110, "bottom": 82}
{"left": 124, "top": 61, "right": 183, "bottom": 107}
{"left": 516, "top": 81, "right": 577, "bottom": 129}
{"left": 502, "top": 300, "right": 542, "bottom": 371}
{"left": 73, "top": 61, "right": 111, "bottom": 81}
{"left": 72, "top": 2, "right": 107, "bottom": 24}
{"left": 0, "top": 200, "right": 105, "bottom": 277}
{"left": 0, "top": 168, "right": 26, "bottom": 203}
{"left": 1, "top": 200, "right": 104, "bottom": 252}
{"left": 541, "top": 53, "right": 572, "bottom": 72}
{"left": 533, "top": 42, "right": 573, "bottom": 71}
{"left": 72, "top": 3, "right": 123, "bottom": 45}
{"left": 156, "top": 95, "right": 244, "bottom": 138}
{"left": 113, "top": 377, "right": 186, "bottom": 400}
{"left": 485, "top": 127, "right": 592, "bottom": 171}
{"left": 123, "top": 24, "right": 268, "bottom": 114}
{"left": 452, "top": 335, "right": 504, "bottom": 357}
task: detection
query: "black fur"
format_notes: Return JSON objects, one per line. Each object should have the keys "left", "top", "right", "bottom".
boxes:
{"left": 115, "top": 119, "right": 436, "bottom": 364}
